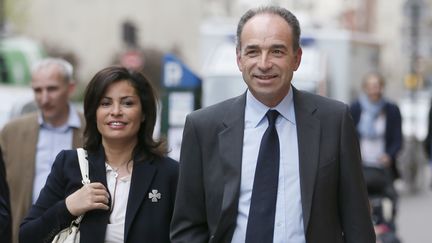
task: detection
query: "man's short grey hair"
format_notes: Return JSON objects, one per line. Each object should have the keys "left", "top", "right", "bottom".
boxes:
{"left": 363, "top": 71, "right": 386, "bottom": 87}
{"left": 236, "top": 5, "right": 301, "bottom": 51}
{"left": 31, "top": 58, "right": 74, "bottom": 83}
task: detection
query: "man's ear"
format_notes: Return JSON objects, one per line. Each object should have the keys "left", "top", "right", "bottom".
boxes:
{"left": 236, "top": 48, "right": 243, "bottom": 72}
{"left": 293, "top": 47, "right": 302, "bottom": 71}
{"left": 68, "top": 81, "right": 76, "bottom": 95}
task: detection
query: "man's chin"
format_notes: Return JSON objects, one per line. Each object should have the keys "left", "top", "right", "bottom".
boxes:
{"left": 41, "top": 112, "right": 57, "bottom": 123}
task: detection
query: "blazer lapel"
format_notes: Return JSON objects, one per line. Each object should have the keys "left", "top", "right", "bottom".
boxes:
{"left": 81, "top": 147, "right": 110, "bottom": 242}
{"left": 24, "top": 116, "right": 39, "bottom": 165}
{"left": 124, "top": 159, "right": 156, "bottom": 238}
{"left": 293, "top": 88, "right": 320, "bottom": 233}
{"left": 88, "top": 147, "right": 108, "bottom": 186}
{"left": 216, "top": 93, "right": 246, "bottom": 238}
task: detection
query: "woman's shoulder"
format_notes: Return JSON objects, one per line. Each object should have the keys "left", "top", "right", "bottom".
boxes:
{"left": 54, "top": 149, "right": 79, "bottom": 160}
{"left": 153, "top": 156, "right": 179, "bottom": 172}
{"left": 51, "top": 149, "right": 80, "bottom": 170}
{"left": 158, "top": 156, "right": 179, "bottom": 166}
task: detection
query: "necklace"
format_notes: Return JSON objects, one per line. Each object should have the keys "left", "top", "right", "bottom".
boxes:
{"left": 106, "top": 159, "right": 132, "bottom": 214}
{"left": 108, "top": 159, "right": 132, "bottom": 178}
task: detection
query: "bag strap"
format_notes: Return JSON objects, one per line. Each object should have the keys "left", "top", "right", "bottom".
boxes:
{"left": 77, "top": 148, "right": 90, "bottom": 185}
{"left": 74, "top": 148, "right": 90, "bottom": 225}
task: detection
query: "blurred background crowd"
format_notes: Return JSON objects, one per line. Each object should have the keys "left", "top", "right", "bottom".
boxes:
{"left": 1, "top": 0, "right": 432, "bottom": 242}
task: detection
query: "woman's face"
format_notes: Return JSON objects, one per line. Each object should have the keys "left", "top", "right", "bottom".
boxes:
{"left": 96, "top": 80, "right": 143, "bottom": 146}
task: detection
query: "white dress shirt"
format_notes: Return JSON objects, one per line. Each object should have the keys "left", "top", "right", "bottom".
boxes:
{"left": 105, "top": 163, "right": 131, "bottom": 243}
{"left": 231, "top": 88, "right": 306, "bottom": 243}
{"left": 33, "top": 104, "right": 81, "bottom": 203}
{"left": 360, "top": 114, "right": 386, "bottom": 167}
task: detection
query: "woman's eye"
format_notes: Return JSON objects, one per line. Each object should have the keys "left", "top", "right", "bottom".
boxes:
{"left": 122, "top": 100, "right": 134, "bottom": 106}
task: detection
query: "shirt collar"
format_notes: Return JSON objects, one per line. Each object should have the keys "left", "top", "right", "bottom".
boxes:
{"left": 245, "top": 87, "right": 296, "bottom": 128}
{"left": 38, "top": 103, "right": 81, "bottom": 130}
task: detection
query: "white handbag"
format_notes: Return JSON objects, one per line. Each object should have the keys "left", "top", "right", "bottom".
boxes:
{"left": 52, "top": 148, "right": 90, "bottom": 243}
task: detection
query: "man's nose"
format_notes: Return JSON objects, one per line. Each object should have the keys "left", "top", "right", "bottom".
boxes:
{"left": 257, "top": 53, "right": 272, "bottom": 70}
{"left": 39, "top": 90, "right": 49, "bottom": 105}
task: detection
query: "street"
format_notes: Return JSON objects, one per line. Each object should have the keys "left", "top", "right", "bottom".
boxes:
{"left": 396, "top": 166, "right": 432, "bottom": 243}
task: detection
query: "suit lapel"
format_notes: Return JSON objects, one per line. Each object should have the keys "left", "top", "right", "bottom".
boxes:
{"left": 293, "top": 88, "right": 320, "bottom": 233}
{"left": 72, "top": 113, "right": 85, "bottom": 148}
{"left": 23, "top": 116, "right": 39, "bottom": 208}
{"left": 124, "top": 158, "right": 156, "bottom": 239}
{"left": 216, "top": 94, "right": 246, "bottom": 238}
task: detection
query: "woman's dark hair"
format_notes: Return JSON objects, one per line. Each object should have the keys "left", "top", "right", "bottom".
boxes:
{"left": 83, "top": 66, "right": 166, "bottom": 160}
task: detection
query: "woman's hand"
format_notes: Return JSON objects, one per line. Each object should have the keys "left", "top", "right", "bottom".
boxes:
{"left": 65, "top": 182, "right": 110, "bottom": 216}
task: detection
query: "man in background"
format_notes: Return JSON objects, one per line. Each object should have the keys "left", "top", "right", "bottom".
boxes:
{"left": 350, "top": 72, "right": 402, "bottom": 227}
{"left": 351, "top": 72, "right": 402, "bottom": 191}
{"left": 424, "top": 100, "right": 432, "bottom": 188}
{"left": 0, "top": 58, "right": 85, "bottom": 243}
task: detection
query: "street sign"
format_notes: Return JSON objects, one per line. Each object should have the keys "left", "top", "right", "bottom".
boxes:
{"left": 162, "top": 54, "right": 201, "bottom": 88}
{"left": 161, "top": 53, "right": 201, "bottom": 160}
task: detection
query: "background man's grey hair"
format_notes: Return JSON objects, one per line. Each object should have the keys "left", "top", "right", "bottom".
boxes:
{"left": 236, "top": 5, "right": 301, "bottom": 51}
{"left": 31, "top": 58, "right": 74, "bottom": 83}
{"left": 363, "top": 71, "right": 386, "bottom": 87}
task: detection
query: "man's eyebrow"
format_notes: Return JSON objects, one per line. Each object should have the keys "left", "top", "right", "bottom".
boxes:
{"left": 243, "top": 44, "right": 289, "bottom": 50}
{"left": 270, "top": 44, "right": 288, "bottom": 50}
{"left": 243, "top": 44, "right": 259, "bottom": 50}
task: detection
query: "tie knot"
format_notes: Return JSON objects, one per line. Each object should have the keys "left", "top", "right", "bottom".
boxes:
{"left": 266, "top": 109, "right": 279, "bottom": 126}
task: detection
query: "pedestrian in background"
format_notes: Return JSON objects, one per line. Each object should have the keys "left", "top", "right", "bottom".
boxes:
{"left": 171, "top": 5, "right": 375, "bottom": 243}
{"left": 20, "top": 66, "right": 178, "bottom": 242}
{"left": 0, "top": 58, "right": 85, "bottom": 243}
{"left": 350, "top": 72, "right": 402, "bottom": 218}
{"left": 0, "top": 147, "right": 11, "bottom": 243}
{"left": 424, "top": 100, "right": 432, "bottom": 188}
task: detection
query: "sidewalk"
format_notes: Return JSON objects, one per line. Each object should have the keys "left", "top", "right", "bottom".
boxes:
{"left": 396, "top": 168, "right": 432, "bottom": 243}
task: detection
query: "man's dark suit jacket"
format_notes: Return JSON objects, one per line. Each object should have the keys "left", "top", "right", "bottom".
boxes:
{"left": 0, "top": 147, "right": 12, "bottom": 243}
{"left": 20, "top": 147, "right": 178, "bottom": 243}
{"left": 171, "top": 88, "right": 375, "bottom": 243}
{"left": 350, "top": 100, "right": 403, "bottom": 179}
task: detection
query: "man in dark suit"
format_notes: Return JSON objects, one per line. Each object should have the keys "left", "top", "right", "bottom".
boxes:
{"left": 171, "top": 6, "right": 375, "bottom": 243}
{"left": 0, "top": 147, "right": 12, "bottom": 243}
